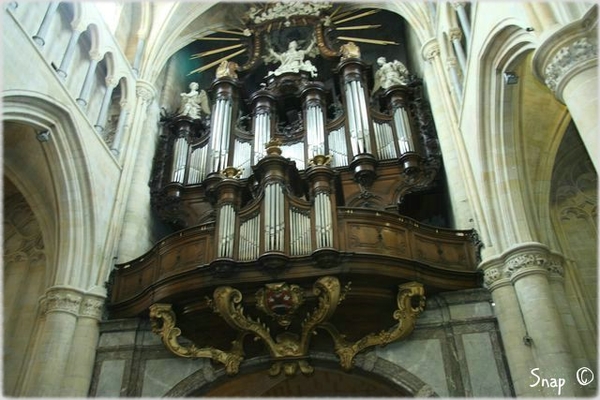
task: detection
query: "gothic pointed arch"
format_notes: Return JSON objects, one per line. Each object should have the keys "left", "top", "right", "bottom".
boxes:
{"left": 2, "top": 93, "right": 97, "bottom": 288}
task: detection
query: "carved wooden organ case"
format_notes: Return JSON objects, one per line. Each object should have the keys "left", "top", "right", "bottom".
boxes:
{"left": 108, "top": 3, "right": 482, "bottom": 377}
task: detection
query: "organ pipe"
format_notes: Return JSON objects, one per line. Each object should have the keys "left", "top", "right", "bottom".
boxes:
{"left": 393, "top": 107, "right": 415, "bottom": 154}
{"left": 217, "top": 203, "right": 236, "bottom": 258}
{"left": 171, "top": 137, "right": 188, "bottom": 183}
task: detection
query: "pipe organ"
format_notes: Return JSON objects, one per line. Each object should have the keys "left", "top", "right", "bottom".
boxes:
{"left": 112, "top": 4, "right": 483, "bottom": 378}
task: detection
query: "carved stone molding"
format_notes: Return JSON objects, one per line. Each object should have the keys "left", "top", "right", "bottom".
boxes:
{"left": 79, "top": 295, "right": 105, "bottom": 319}
{"left": 136, "top": 80, "right": 156, "bottom": 104}
{"left": 479, "top": 243, "right": 566, "bottom": 289}
{"left": 420, "top": 38, "right": 440, "bottom": 62}
{"left": 449, "top": 27, "right": 463, "bottom": 42}
{"left": 543, "top": 37, "right": 597, "bottom": 94}
{"left": 45, "top": 288, "right": 83, "bottom": 316}
{"left": 532, "top": 7, "right": 598, "bottom": 101}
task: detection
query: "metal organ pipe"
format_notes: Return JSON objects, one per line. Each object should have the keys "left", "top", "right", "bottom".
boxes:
{"left": 393, "top": 107, "right": 415, "bottom": 154}
{"left": 210, "top": 98, "right": 224, "bottom": 172}
{"left": 217, "top": 204, "right": 236, "bottom": 258}
{"left": 219, "top": 99, "right": 232, "bottom": 169}
{"left": 344, "top": 82, "right": 359, "bottom": 156}
{"left": 171, "top": 137, "right": 188, "bottom": 183}
{"left": 315, "top": 192, "right": 333, "bottom": 248}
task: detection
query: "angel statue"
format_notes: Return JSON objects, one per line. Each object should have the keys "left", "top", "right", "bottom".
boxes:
{"left": 374, "top": 57, "right": 410, "bottom": 91}
{"left": 266, "top": 39, "right": 318, "bottom": 78}
{"left": 179, "top": 82, "right": 211, "bottom": 119}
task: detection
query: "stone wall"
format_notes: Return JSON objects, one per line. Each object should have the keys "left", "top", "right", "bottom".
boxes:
{"left": 90, "top": 288, "right": 512, "bottom": 397}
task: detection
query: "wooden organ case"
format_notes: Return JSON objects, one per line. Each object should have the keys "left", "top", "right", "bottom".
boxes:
{"left": 108, "top": 4, "right": 482, "bottom": 378}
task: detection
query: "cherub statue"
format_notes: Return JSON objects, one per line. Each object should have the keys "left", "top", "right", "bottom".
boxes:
{"left": 179, "top": 82, "right": 211, "bottom": 118}
{"left": 374, "top": 57, "right": 410, "bottom": 90}
{"left": 266, "top": 39, "right": 318, "bottom": 78}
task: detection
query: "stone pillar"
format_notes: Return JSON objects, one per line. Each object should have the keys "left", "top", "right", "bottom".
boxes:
{"left": 56, "top": 28, "right": 83, "bottom": 79}
{"left": 132, "top": 37, "right": 146, "bottom": 77}
{"left": 512, "top": 244, "right": 581, "bottom": 395}
{"left": 60, "top": 293, "right": 105, "bottom": 396}
{"left": 32, "top": 2, "right": 59, "bottom": 46}
{"left": 110, "top": 100, "right": 130, "bottom": 156}
{"left": 481, "top": 263, "right": 536, "bottom": 396}
{"left": 76, "top": 53, "right": 102, "bottom": 107}
{"left": 481, "top": 244, "right": 584, "bottom": 396}
{"left": 446, "top": 57, "right": 463, "bottom": 102}
{"left": 533, "top": 9, "right": 598, "bottom": 170}
{"left": 95, "top": 77, "right": 117, "bottom": 132}
{"left": 25, "top": 287, "right": 82, "bottom": 396}
{"left": 449, "top": 27, "right": 467, "bottom": 73}
{"left": 116, "top": 80, "right": 157, "bottom": 262}
{"left": 452, "top": 2, "right": 471, "bottom": 46}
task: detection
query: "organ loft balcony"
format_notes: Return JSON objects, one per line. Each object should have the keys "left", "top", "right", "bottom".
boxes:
{"left": 107, "top": 3, "right": 482, "bottom": 377}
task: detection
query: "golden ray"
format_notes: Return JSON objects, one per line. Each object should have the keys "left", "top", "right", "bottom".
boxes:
{"left": 191, "top": 44, "right": 245, "bottom": 59}
{"left": 338, "top": 36, "right": 398, "bottom": 45}
{"left": 329, "top": 4, "right": 343, "bottom": 18}
{"left": 213, "top": 29, "right": 248, "bottom": 36}
{"left": 188, "top": 48, "right": 246, "bottom": 75}
{"left": 334, "top": 24, "right": 381, "bottom": 31}
{"left": 330, "top": 9, "right": 355, "bottom": 22}
{"left": 194, "top": 37, "right": 241, "bottom": 42}
{"left": 333, "top": 9, "right": 379, "bottom": 25}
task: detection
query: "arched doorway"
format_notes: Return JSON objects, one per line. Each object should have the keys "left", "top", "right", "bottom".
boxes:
{"left": 165, "top": 353, "right": 437, "bottom": 397}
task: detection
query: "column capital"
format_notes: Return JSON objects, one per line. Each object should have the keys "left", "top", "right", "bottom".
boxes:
{"left": 43, "top": 287, "right": 84, "bottom": 316}
{"left": 449, "top": 27, "right": 463, "bottom": 42}
{"left": 135, "top": 79, "right": 156, "bottom": 103}
{"left": 421, "top": 38, "right": 440, "bottom": 62}
{"left": 89, "top": 51, "right": 103, "bottom": 62}
{"left": 105, "top": 75, "right": 118, "bottom": 88}
{"left": 79, "top": 294, "right": 105, "bottom": 319}
{"left": 451, "top": 2, "right": 466, "bottom": 10}
{"left": 479, "top": 242, "right": 566, "bottom": 288}
{"left": 532, "top": 7, "right": 598, "bottom": 101}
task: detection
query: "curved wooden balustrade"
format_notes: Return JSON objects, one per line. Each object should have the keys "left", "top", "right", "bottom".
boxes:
{"left": 108, "top": 208, "right": 481, "bottom": 318}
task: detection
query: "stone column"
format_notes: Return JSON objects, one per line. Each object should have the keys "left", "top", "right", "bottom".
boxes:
{"left": 25, "top": 287, "right": 82, "bottom": 396}
{"left": 451, "top": 2, "right": 471, "bottom": 46}
{"left": 56, "top": 28, "right": 83, "bottom": 79}
{"left": 116, "top": 80, "right": 157, "bottom": 262}
{"left": 449, "top": 27, "right": 467, "bottom": 73}
{"left": 95, "top": 77, "right": 117, "bottom": 132}
{"left": 132, "top": 36, "right": 146, "bottom": 77}
{"left": 446, "top": 57, "right": 463, "bottom": 103}
{"left": 546, "top": 260, "right": 593, "bottom": 381}
{"left": 76, "top": 53, "right": 102, "bottom": 107}
{"left": 533, "top": 9, "right": 598, "bottom": 170}
{"left": 32, "top": 2, "right": 59, "bottom": 46}
{"left": 60, "top": 293, "right": 105, "bottom": 396}
{"left": 507, "top": 244, "right": 581, "bottom": 396}
{"left": 481, "top": 262, "right": 536, "bottom": 396}
{"left": 110, "top": 100, "right": 130, "bottom": 156}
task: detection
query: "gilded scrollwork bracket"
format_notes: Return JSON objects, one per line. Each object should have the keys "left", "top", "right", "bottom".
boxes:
{"left": 149, "top": 278, "right": 424, "bottom": 377}
{"left": 149, "top": 304, "right": 244, "bottom": 375}
{"left": 319, "top": 281, "right": 425, "bottom": 370}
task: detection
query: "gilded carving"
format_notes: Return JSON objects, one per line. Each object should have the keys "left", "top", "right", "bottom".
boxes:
{"left": 319, "top": 281, "right": 425, "bottom": 370}
{"left": 255, "top": 282, "right": 305, "bottom": 327}
{"left": 149, "top": 303, "right": 244, "bottom": 375}
{"left": 150, "top": 277, "right": 424, "bottom": 376}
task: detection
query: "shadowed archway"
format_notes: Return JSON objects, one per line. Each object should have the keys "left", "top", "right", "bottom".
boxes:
{"left": 164, "top": 352, "right": 437, "bottom": 397}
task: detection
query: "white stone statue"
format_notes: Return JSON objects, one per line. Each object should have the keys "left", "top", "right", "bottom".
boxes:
{"left": 374, "top": 57, "right": 410, "bottom": 90}
{"left": 179, "top": 82, "right": 210, "bottom": 119}
{"left": 266, "top": 39, "right": 318, "bottom": 78}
